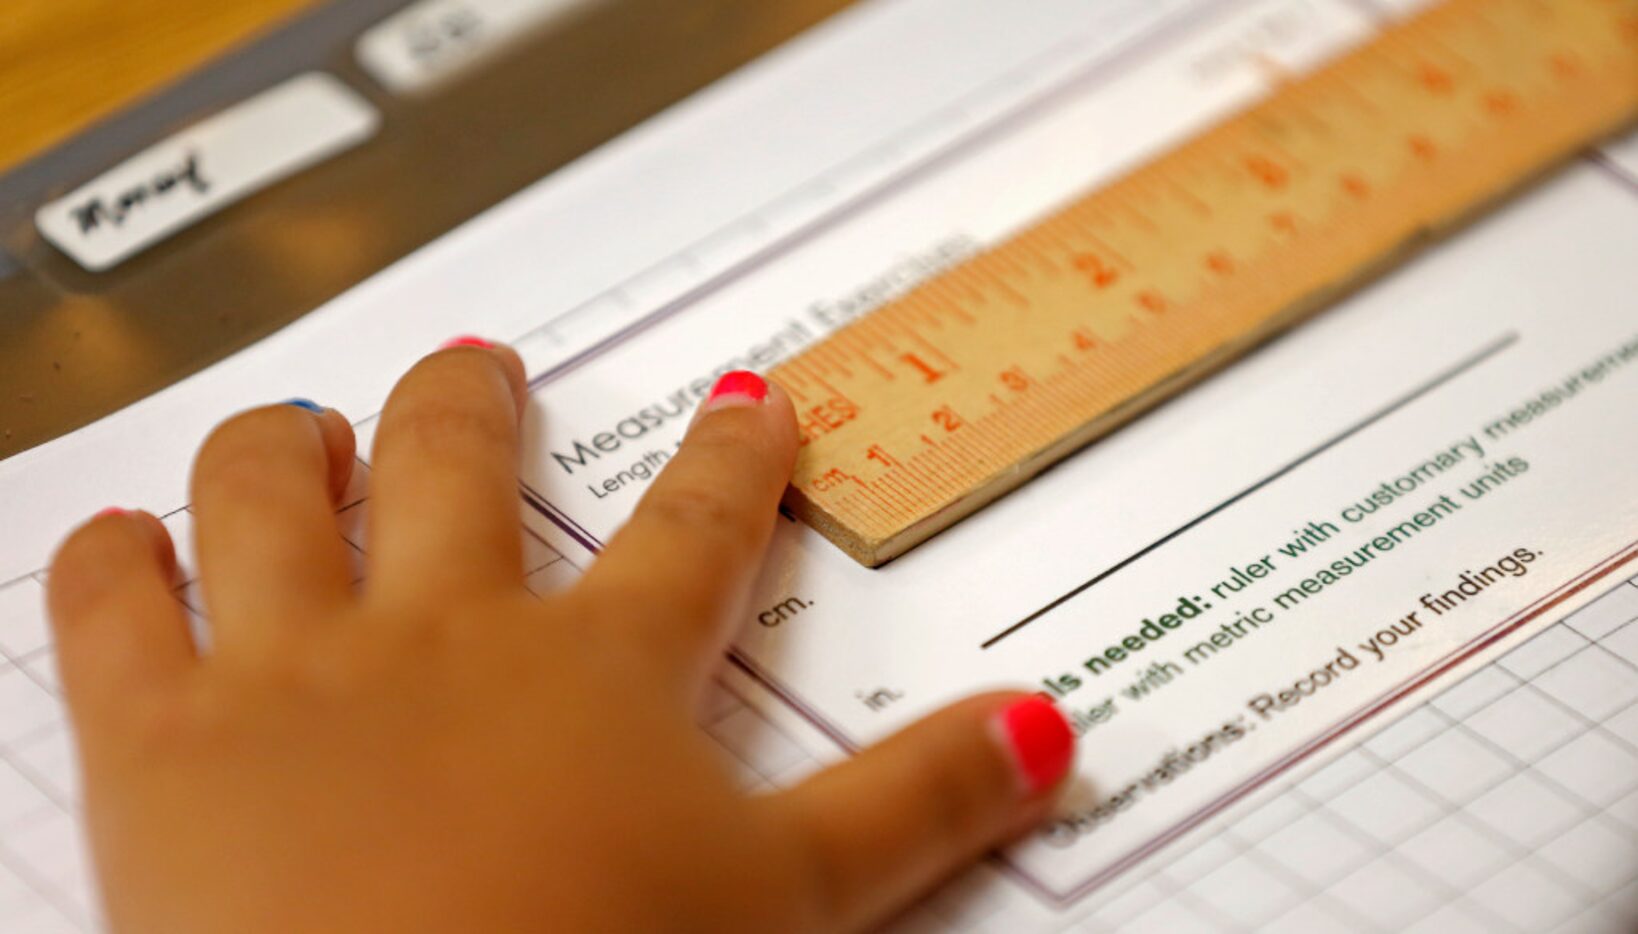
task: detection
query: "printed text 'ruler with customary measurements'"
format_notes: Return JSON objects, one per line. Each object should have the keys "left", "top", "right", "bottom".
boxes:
{"left": 769, "top": 0, "right": 1638, "bottom": 567}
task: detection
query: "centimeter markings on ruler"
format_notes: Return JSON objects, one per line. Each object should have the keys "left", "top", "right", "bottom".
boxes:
{"left": 768, "top": 0, "right": 1638, "bottom": 568}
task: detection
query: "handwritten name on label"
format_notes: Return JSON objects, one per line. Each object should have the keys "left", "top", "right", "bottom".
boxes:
{"left": 35, "top": 73, "right": 379, "bottom": 272}
{"left": 357, "top": 0, "right": 596, "bottom": 93}
{"left": 68, "top": 153, "right": 211, "bottom": 236}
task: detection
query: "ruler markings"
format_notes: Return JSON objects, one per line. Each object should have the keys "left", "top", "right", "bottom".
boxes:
{"left": 903, "top": 294, "right": 941, "bottom": 331}
{"left": 770, "top": 0, "right": 1635, "bottom": 566}
{"left": 891, "top": 455, "right": 943, "bottom": 511}
{"left": 904, "top": 448, "right": 954, "bottom": 503}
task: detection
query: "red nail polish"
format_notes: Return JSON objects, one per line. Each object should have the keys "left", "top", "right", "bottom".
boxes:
{"left": 94, "top": 507, "right": 128, "bottom": 519}
{"left": 439, "top": 335, "right": 496, "bottom": 351}
{"left": 995, "top": 697, "right": 1075, "bottom": 796}
{"left": 704, "top": 370, "right": 769, "bottom": 409}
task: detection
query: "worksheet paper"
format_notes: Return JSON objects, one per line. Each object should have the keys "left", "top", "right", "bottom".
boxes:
{"left": 2, "top": 0, "right": 1636, "bottom": 930}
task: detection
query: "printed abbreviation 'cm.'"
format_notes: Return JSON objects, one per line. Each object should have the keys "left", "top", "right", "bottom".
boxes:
{"left": 757, "top": 596, "right": 814, "bottom": 627}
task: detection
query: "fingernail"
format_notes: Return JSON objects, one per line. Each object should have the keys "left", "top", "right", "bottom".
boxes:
{"left": 701, "top": 370, "right": 769, "bottom": 414}
{"left": 282, "top": 398, "right": 325, "bottom": 414}
{"left": 994, "top": 697, "right": 1075, "bottom": 797}
{"left": 94, "top": 507, "right": 128, "bottom": 519}
{"left": 439, "top": 335, "right": 496, "bottom": 351}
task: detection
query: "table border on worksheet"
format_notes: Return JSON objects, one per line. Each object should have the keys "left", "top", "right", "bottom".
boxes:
{"left": 520, "top": 352, "right": 1638, "bottom": 903}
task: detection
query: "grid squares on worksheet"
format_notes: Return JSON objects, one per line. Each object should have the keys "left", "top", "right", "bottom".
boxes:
{"left": 0, "top": 456, "right": 836, "bottom": 932}
{"left": 1059, "top": 577, "right": 1638, "bottom": 934}
{"left": 0, "top": 574, "right": 91, "bottom": 932}
{"left": 1, "top": 549, "right": 1637, "bottom": 933}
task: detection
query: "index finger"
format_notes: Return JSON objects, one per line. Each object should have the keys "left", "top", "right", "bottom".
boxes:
{"left": 575, "top": 371, "right": 797, "bottom": 685}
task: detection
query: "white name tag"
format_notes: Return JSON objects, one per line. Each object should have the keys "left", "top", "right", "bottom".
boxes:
{"left": 356, "top": 0, "right": 594, "bottom": 94}
{"left": 35, "top": 73, "right": 379, "bottom": 272}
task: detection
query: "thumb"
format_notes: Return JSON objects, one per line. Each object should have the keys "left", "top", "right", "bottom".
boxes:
{"left": 768, "top": 693, "right": 1075, "bottom": 932}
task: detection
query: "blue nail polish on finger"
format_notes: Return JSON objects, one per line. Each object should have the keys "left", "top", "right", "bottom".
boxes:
{"left": 282, "top": 399, "right": 325, "bottom": 414}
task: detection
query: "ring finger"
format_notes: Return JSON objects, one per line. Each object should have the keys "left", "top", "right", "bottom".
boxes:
{"left": 190, "top": 401, "right": 357, "bottom": 655}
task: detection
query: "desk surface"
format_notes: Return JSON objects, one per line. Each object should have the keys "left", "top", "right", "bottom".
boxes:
{"left": 0, "top": 0, "right": 854, "bottom": 460}
{"left": 0, "top": 0, "right": 319, "bottom": 172}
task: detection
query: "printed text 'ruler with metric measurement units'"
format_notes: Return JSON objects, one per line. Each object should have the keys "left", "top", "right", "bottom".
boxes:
{"left": 769, "top": 0, "right": 1638, "bottom": 567}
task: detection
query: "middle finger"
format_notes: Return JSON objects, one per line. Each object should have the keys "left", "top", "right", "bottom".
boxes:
{"left": 366, "top": 338, "right": 528, "bottom": 608}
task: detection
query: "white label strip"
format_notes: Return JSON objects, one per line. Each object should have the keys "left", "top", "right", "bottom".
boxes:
{"left": 35, "top": 73, "right": 379, "bottom": 273}
{"left": 357, "top": 0, "right": 597, "bottom": 94}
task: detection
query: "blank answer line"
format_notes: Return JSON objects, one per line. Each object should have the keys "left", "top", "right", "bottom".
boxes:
{"left": 979, "top": 331, "right": 1521, "bottom": 650}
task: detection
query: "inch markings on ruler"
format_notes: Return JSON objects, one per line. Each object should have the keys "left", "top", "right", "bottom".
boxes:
{"left": 770, "top": 0, "right": 1638, "bottom": 568}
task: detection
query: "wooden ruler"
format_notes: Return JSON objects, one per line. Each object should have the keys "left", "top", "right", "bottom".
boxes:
{"left": 769, "top": 0, "right": 1638, "bottom": 567}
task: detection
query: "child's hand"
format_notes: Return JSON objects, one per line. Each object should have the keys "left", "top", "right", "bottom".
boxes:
{"left": 47, "top": 340, "right": 1074, "bottom": 933}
